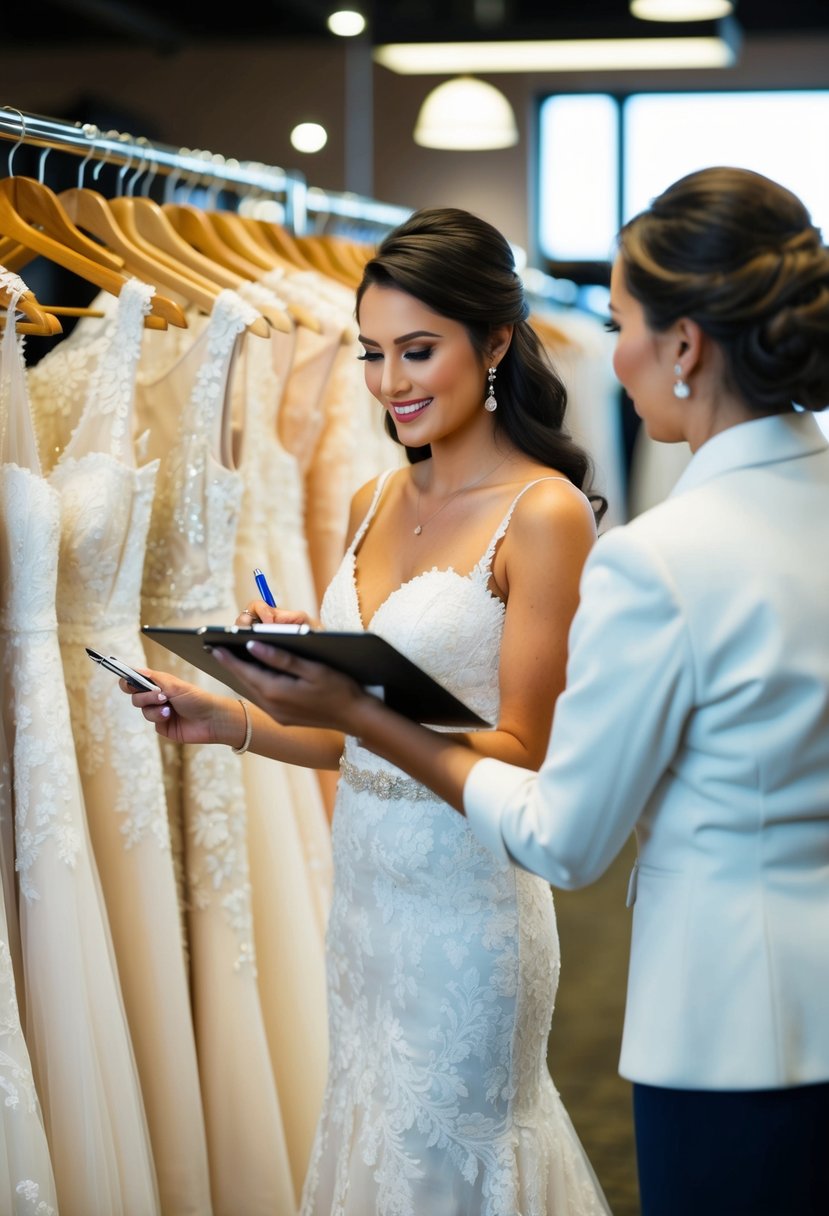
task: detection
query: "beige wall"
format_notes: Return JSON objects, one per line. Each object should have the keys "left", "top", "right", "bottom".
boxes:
{"left": 1, "top": 33, "right": 827, "bottom": 253}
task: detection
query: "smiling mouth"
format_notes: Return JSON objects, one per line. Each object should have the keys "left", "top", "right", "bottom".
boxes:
{"left": 391, "top": 398, "right": 432, "bottom": 420}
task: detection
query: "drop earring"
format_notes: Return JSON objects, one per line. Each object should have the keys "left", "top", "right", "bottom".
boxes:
{"left": 673, "top": 363, "right": 690, "bottom": 400}
{"left": 484, "top": 366, "right": 498, "bottom": 412}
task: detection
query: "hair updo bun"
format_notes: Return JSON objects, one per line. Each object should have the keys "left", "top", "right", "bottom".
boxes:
{"left": 618, "top": 166, "right": 829, "bottom": 414}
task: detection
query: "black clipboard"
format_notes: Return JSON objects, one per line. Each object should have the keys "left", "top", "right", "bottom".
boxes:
{"left": 142, "top": 624, "right": 492, "bottom": 728}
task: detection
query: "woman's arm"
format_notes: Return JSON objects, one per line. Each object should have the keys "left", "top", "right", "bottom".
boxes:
{"left": 121, "top": 667, "right": 345, "bottom": 771}
{"left": 211, "top": 477, "right": 598, "bottom": 792}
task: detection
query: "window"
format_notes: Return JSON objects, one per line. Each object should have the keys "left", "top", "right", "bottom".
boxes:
{"left": 537, "top": 89, "right": 829, "bottom": 279}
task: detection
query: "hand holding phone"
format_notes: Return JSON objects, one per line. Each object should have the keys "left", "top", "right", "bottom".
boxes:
{"left": 85, "top": 647, "right": 160, "bottom": 693}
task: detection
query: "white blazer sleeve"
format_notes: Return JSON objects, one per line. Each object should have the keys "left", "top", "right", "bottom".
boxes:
{"left": 464, "top": 524, "right": 696, "bottom": 888}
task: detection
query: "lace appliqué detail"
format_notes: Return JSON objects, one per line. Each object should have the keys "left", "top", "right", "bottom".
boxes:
{"left": 299, "top": 471, "right": 611, "bottom": 1215}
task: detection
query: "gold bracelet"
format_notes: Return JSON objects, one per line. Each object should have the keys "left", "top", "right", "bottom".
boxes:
{"left": 231, "top": 698, "right": 253, "bottom": 755}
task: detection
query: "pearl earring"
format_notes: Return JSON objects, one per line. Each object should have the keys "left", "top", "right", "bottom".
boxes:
{"left": 673, "top": 363, "right": 690, "bottom": 400}
{"left": 484, "top": 366, "right": 498, "bottom": 412}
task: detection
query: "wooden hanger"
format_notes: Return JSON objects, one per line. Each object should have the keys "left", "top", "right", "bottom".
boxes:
{"left": 208, "top": 211, "right": 324, "bottom": 332}
{"left": 0, "top": 176, "right": 172, "bottom": 330}
{"left": 56, "top": 185, "right": 208, "bottom": 329}
{"left": 0, "top": 281, "right": 63, "bottom": 335}
{"left": 256, "top": 218, "right": 319, "bottom": 272}
{"left": 166, "top": 203, "right": 267, "bottom": 278}
{"left": 163, "top": 203, "right": 297, "bottom": 334}
{"left": 110, "top": 195, "right": 272, "bottom": 337}
{"left": 295, "top": 232, "right": 371, "bottom": 288}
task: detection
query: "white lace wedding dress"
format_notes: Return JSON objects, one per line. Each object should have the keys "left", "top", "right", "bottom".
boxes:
{"left": 301, "top": 469, "right": 612, "bottom": 1216}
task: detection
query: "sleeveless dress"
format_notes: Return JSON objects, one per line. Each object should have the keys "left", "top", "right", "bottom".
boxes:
{"left": 0, "top": 269, "right": 60, "bottom": 1216}
{"left": 0, "top": 271, "right": 160, "bottom": 1215}
{"left": 37, "top": 278, "right": 213, "bottom": 1215}
{"left": 229, "top": 294, "right": 331, "bottom": 1197}
{"left": 136, "top": 289, "right": 296, "bottom": 1216}
{"left": 302, "top": 470, "right": 612, "bottom": 1216}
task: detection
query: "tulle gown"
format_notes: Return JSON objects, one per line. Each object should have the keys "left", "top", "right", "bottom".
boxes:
{"left": 137, "top": 288, "right": 296, "bottom": 1216}
{"left": 302, "top": 469, "right": 613, "bottom": 1216}
{"left": 237, "top": 274, "right": 335, "bottom": 937}
{"left": 230, "top": 288, "right": 330, "bottom": 1197}
{"left": 0, "top": 270, "right": 160, "bottom": 1215}
{"left": 28, "top": 278, "right": 213, "bottom": 1214}
{"left": 0, "top": 269, "right": 59, "bottom": 1216}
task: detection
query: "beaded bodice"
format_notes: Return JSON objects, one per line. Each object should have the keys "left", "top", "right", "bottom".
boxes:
{"left": 139, "top": 288, "right": 258, "bottom": 620}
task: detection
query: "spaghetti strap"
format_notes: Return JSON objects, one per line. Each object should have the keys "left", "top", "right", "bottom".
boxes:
{"left": 477, "top": 475, "right": 574, "bottom": 576}
{"left": 347, "top": 466, "right": 397, "bottom": 556}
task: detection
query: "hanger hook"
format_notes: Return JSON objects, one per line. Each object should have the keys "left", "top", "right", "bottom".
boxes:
{"left": 1, "top": 106, "right": 26, "bottom": 175}
{"left": 116, "top": 133, "right": 135, "bottom": 197}
{"left": 37, "top": 145, "right": 51, "bottom": 185}
{"left": 77, "top": 123, "right": 100, "bottom": 188}
{"left": 126, "top": 135, "right": 151, "bottom": 197}
{"left": 181, "top": 150, "right": 203, "bottom": 205}
{"left": 141, "top": 137, "right": 160, "bottom": 197}
{"left": 163, "top": 148, "right": 187, "bottom": 205}
{"left": 93, "top": 130, "right": 118, "bottom": 183}
{"left": 204, "top": 150, "right": 224, "bottom": 209}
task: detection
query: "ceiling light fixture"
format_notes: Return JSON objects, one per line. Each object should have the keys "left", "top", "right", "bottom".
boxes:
{"left": 327, "top": 9, "right": 366, "bottom": 37}
{"left": 413, "top": 76, "right": 518, "bottom": 150}
{"left": 630, "top": 0, "right": 734, "bottom": 20}
{"left": 290, "top": 122, "right": 328, "bottom": 154}
{"left": 375, "top": 21, "right": 740, "bottom": 73}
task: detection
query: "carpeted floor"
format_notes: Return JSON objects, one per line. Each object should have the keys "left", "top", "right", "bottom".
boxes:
{"left": 547, "top": 834, "right": 641, "bottom": 1216}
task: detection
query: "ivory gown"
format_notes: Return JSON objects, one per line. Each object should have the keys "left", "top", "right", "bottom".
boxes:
{"left": 0, "top": 268, "right": 59, "bottom": 1216}
{"left": 0, "top": 270, "right": 159, "bottom": 1215}
{"left": 27, "top": 278, "right": 213, "bottom": 1214}
{"left": 231, "top": 280, "right": 331, "bottom": 1197}
{"left": 136, "top": 288, "right": 296, "bottom": 1216}
{"left": 302, "top": 469, "right": 612, "bottom": 1216}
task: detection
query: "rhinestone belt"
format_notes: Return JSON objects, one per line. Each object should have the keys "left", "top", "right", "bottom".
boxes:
{"left": 339, "top": 757, "right": 440, "bottom": 802}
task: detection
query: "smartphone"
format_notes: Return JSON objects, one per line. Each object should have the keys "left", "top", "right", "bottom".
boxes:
{"left": 85, "top": 647, "right": 160, "bottom": 693}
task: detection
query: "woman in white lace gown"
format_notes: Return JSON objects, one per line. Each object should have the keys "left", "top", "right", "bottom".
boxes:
{"left": 120, "top": 208, "right": 613, "bottom": 1215}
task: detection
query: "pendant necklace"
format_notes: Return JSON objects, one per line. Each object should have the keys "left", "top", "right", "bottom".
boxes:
{"left": 413, "top": 454, "right": 509, "bottom": 535}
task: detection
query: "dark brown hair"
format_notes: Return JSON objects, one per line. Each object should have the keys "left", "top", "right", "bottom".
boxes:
{"left": 356, "top": 206, "right": 607, "bottom": 523}
{"left": 618, "top": 166, "right": 829, "bottom": 413}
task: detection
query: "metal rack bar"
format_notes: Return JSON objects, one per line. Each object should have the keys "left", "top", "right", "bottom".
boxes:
{"left": 0, "top": 105, "right": 410, "bottom": 236}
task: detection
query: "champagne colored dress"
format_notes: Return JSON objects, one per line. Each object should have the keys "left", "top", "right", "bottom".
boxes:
{"left": 137, "top": 289, "right": 295, "bottom": 1216}
{"left": 230, "top": 284, "right": 330, "bottom": 1197}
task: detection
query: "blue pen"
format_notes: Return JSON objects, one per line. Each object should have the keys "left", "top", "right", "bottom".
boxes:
{"left": 253, "top": 567, "right": 277, "bottom": 608}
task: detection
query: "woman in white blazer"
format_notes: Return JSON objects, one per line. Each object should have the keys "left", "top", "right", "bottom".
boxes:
{"left": 209, "top": 166, "right": 829, "bottom": 1215}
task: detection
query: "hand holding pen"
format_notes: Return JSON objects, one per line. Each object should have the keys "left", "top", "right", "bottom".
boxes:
{"left": 238, "top": 569, "right": 279, "bottom": 624}
{"left": 237, "top": 568, "right": 319, "bottom": 630}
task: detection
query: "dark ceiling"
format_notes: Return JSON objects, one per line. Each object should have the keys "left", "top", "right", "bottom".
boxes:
{"left": 3, "top": 0, "right": 828, "bottom": 52}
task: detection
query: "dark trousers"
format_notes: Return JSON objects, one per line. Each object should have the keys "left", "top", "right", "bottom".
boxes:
{"left": 633, "top": 1079, "right": 829, "bottom": 1216}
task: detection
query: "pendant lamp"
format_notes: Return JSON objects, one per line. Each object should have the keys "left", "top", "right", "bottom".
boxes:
{"left": 413, "top": 76, "right": 518, "bottom": 151}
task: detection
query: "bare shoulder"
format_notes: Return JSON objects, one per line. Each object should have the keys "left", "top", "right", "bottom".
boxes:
{"left": 345, "top": 466, "right": 410, "bottom": 545}
{"left": 508, "top": 472, "right": 599, "bottom": 546}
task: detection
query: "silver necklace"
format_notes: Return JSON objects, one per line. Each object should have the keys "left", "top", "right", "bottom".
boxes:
{"left": 413, "top": 455, "right": 509, "bottom": 535}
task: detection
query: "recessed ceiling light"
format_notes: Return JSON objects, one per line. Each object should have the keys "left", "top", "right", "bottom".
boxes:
{"left": 327, "top": 10, "right": 366, "bottom": 37}
{"left": 290, "top": 122, "right": 328, "bottom": 154}
{"left": 630, "top": 0, "right": 734, "bottom": 19}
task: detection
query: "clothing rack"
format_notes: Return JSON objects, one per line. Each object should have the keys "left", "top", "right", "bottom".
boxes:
{"left": 0, "top": 104, "right": 411, "bottom": 237}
